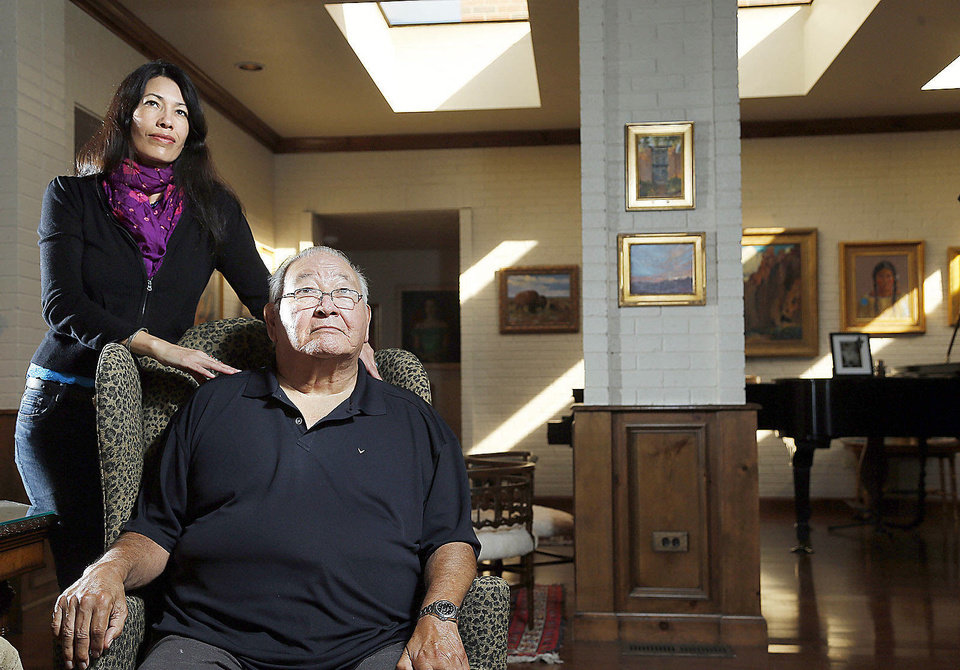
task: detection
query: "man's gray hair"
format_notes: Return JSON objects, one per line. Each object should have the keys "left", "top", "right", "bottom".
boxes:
{"left": 268, "top": 246, "right": 370, "bottom": 305}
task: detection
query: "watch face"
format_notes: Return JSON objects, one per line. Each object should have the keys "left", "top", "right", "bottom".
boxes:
{"left": 435, "top": 600, "right": 458, "bottom": 619}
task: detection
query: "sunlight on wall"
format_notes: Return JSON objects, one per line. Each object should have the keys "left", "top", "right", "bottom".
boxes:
{"left": 469, "top": 359, "right": 584, "bottom": 454}
{"left": 460, "top": 240, "right": 538, "bottom": 301}
{"left": 925, "top": 269, "right": 943, "bottom": 313}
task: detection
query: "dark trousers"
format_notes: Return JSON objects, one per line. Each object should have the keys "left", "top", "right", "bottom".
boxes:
{"left": 139, "top": 635, "right": 406, "bottom": 670}
{"left": 14, "top": 380, "right": 103, "bottom": 590}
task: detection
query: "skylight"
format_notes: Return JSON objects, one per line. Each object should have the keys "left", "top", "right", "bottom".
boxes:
{"left": 923, "top": 54, "right": 960, "bottom": 91}
{"left": 326, "top": 2, "right": 540, "bottom": 113}
{"left": 379, "top": 0, "right": 528, "bottom": 27}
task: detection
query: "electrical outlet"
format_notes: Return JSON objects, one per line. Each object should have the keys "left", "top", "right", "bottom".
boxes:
{"left": 652, "top": 531, "right": 689, "bottom": 552}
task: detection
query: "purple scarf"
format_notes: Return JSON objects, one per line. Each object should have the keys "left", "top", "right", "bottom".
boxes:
{"left": 103, "top": 159, "right": 184, "bottom": 278}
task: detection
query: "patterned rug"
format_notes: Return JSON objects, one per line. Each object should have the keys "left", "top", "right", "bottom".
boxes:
{"left": 507, "top": 584, "right": 564, "bottom": 664}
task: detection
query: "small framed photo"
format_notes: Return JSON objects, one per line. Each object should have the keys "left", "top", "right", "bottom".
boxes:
{"left": 618, "top": 233, "right": 706, "bottom": 306}
{"left": 839, "top": 240, "right": 924, "bottom": 334}
{"left": 948, "top": 247, "right": 960, "bottom": 326}
{"left": 742, "top": 228, "right": 818, "bottom": 357}
{"left": 830, "top": 332, "right": 873, "bottom": 376}
{"left": 625, "top": 122, "right": 694, "bottom": 210}
{"left": 498, "top": 266, "right": 580, "bottom": 334}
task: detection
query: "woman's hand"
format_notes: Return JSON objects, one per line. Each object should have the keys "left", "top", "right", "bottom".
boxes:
{"left": 360, "top": 342, "right": 382, "bottom": 380}
{"left": 128, "top": 330, "right": 239, "bottom": 382}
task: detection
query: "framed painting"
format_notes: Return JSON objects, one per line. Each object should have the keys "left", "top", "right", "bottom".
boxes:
{"left": 742, "top": 228, "right": 818, "bottom": 357}
{"left": 498, "top": 266, "right": 580, "bottom": 334}
{"left": 401, "top": 289, "right": 460, "bottom": 363}
{"left": 948, "top": 247, "right": 960, "bottom": 326}
{"left": 840, "top": 241, "right": 924, "bottom": 334}
{"left": 618, "top": 233, "right": 705, "bottom": 306}
{"left": 625, "top": 121, "right": 694, "bottom": 210}
{"left": 830, "top": 332, "right": 873, "bottom": 376}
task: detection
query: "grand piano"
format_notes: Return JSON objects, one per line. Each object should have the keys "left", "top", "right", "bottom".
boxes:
{"left": 746, "top": 363, "right": 960, "bottom": 551}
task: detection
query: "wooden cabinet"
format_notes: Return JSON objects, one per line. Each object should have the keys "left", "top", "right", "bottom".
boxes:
{"left": 573, "top": 406, "right": 766, "bottom": 646}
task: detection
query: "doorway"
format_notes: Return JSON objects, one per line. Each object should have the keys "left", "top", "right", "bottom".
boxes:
{"left": 313, "top": 210, "right": 462, "bottom": 439}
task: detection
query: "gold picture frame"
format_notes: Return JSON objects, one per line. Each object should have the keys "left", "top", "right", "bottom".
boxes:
{"left": 625, "top": 122, "right": 694, "bottom": 210}
{"left": 948, "top": 247, "right": 960, "bottom": 326}
{"left": 840, "top": 240, "right": 925, "bottom": 334}
{"left": 618, "top": 233, "right": 706, "bottom": 306}
{"left": 742, "top": 228, "right": 819, "bottom": 357}
{"left": 498, "top": 266, "right": 580, "bottom": 334}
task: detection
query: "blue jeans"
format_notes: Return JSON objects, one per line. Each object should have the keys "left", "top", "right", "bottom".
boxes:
{"left": 14, "top": 380, "right": 103, "bottom": 590}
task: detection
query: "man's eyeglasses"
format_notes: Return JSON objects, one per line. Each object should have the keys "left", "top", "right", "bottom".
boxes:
{"left": 277, "top": 287, "right": 363, "bottom": 311}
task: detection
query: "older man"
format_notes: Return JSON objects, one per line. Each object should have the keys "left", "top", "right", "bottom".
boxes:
{"left": 53, "top": 246, "right": 479, "bottom": 670}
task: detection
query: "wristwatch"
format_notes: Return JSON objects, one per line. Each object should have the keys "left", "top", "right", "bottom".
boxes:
{"left": 418, "top": 599, "right": 459, "bottom": 623}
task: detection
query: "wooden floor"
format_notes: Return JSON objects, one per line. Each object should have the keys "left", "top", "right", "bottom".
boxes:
{"left": 516, "top": 500, "right": 960, "bottom": 670}
{"left": 7, "top": 500, "right": 960, "bottom": 669}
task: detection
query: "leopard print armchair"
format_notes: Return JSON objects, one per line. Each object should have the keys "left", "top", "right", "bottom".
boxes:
{"left": 91, "top": 319, "right": 508, "bottom": 670}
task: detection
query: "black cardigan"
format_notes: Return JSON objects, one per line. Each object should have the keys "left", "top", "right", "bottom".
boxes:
{"left": 31, "top": 175, "right": 270, "bottom": 378}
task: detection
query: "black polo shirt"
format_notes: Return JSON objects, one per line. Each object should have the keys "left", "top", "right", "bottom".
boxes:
{"left": 125, "top": 364, "right": 479, "bottom": 670}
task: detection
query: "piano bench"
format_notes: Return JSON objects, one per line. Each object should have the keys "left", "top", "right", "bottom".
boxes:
{"left": 842, "top": 437, "right": 960, "bottom": 523}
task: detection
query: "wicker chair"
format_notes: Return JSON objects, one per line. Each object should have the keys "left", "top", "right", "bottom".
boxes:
{"left": 89, "top": 318, "right": 509, "bottom": 670}
{"left": 466, "top": 458, "right": 537, "bottom": 624}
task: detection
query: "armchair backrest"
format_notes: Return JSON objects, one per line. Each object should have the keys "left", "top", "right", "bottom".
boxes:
{"left": 373, "top": 348, "right": 432, "bottom": 403}
{"left": 97, "top": 318, "right": 274, "bottom": 546}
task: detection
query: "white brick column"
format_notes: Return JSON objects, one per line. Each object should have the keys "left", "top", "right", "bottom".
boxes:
{"left": 579, "top": 0, "right": 743, "bottom": 406}
{"left": 0, "top": 0, "right": 70, "bottom": 407}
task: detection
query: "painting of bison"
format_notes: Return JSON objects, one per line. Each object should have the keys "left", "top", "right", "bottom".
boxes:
{"left": 499, "top": 265, "right": 580, "bottom": 333}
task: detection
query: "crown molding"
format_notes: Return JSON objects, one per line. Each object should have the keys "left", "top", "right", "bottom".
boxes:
{"left": 742, "top": 113, "right": 960, "bottom": 139}
{"left": 277, "top": 129, "right": 580, "bottom": 153}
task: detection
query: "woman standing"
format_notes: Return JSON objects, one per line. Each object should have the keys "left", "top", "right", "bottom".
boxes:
{"left": 15, "top": 61, "right": 271, "bottom": 589}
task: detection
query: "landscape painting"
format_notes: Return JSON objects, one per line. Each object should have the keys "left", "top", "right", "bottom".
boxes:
{"left": 498, "top": 266, "right": 580, "bottom": 333}
{"left": 618, "top": 233, "right": 705, "bottom": 306}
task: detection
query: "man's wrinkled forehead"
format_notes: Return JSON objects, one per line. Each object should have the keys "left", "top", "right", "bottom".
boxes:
{"left": 287, "top": 254, "right": 360, "bottom": 289}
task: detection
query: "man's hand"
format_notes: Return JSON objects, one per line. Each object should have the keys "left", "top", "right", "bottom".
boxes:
{"left": 52, "top": 564, "right": 128, "bottom": 670}
{"left": 397, "top": 616, "right": 469, "bottom": 670}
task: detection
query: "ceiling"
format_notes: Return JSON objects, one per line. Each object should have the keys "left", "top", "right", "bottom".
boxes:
{"left": 78, "top": 0, "right": 960, "bottom": 148}
{"left": 73, "top": 1, "right": 960, "bottom": 250}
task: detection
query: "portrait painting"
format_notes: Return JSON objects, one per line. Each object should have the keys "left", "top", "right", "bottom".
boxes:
{"left": 498, "top": 266, "right": 580, "bottom": 334}
{"left": 625, "top": 122, "right": 695, "bottom": 210}
{"left": 840, "top": 241, "right": 924, "bottom": 334}
{"left": 401, "top": 289, "right": 460, "bottom": 363}
{"left": 742, "top": 228, "right": 818, "bottom": 357}
{"left": 618, "top": 233, "right": 705, "bottom": 306}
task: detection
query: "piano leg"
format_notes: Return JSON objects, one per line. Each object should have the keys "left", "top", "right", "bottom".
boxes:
{"left": 792, "top": 442, "right": 816, "bottom": 553}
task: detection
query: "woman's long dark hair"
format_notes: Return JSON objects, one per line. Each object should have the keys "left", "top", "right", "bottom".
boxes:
{"left": 871, "top": 260, "right": 899, "bottom": 315}
{"left": 76, "top": 60, "right": 232, "bottom": 245}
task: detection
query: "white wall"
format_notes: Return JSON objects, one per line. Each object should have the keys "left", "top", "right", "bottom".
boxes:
{"left": 0, "top": 0, "right": 68, "bottom": 408}
{"left": 744, "top": 130, "right": 960, "bottom": 498}
{"left": 579, "top": 0, "right": 744, "bottom": 407}
{"left": 273, "top": 146, "right": 582, "bottom": 496}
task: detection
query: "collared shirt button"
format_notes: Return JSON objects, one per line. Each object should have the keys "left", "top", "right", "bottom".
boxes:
{"left": 295, "top": 417, "right": 303, "bottom": 425}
